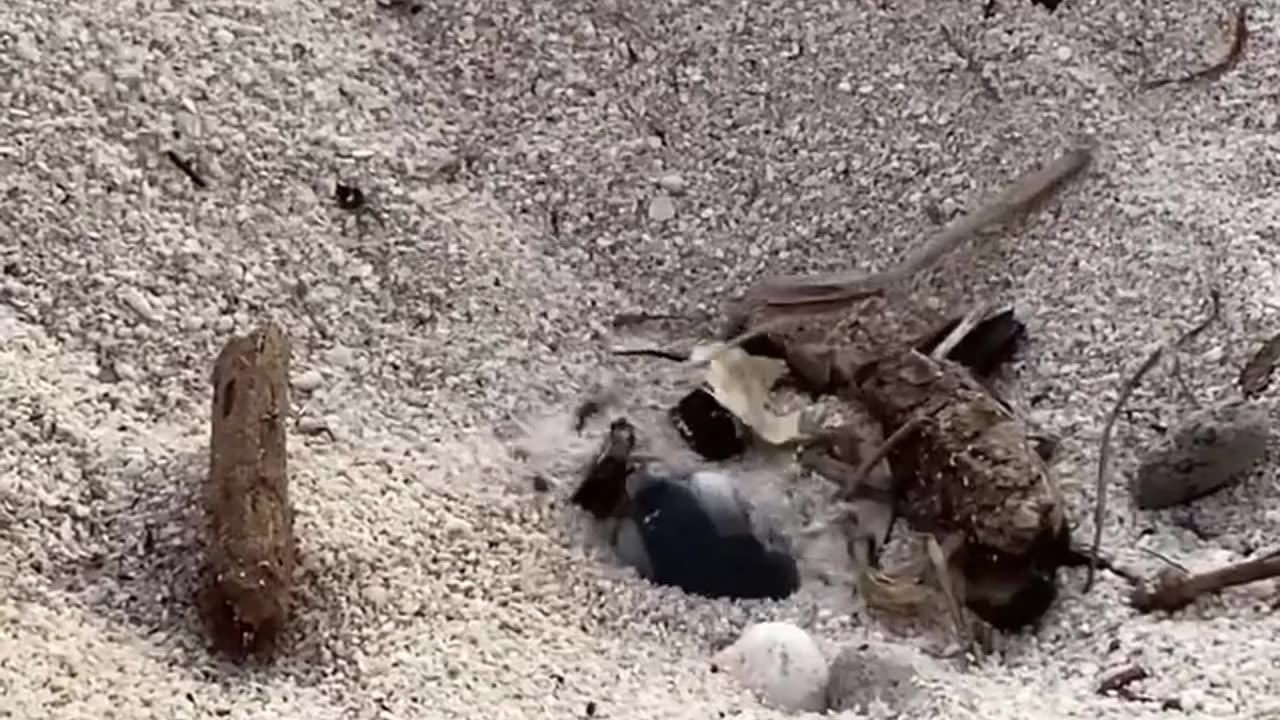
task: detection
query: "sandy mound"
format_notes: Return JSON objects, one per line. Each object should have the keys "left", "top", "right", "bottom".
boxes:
{"left": 2, "top": 0, "right": 1279, "bottom": 718}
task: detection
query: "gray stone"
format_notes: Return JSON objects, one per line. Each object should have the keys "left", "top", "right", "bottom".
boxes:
{"left": 1131, "top": 401, "right": 1270, "bottom": 510}
{"left": 292, "top": 369, "right": 324, "bottom": 392}
{"left": 826, "top": 640, "right": 929, "bottom": 714}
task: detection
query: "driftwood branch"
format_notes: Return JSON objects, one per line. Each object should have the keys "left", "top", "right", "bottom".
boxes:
{"left": 1131, "top": 552, "right": 1280, "bottom": 613}
{"left": 732, "top": 145, "right": 1094, "bottom": 318}
{"left": 1085, "top": 289, "right": 1220, "bottom": 591}
{"left": 200, "top": 322, "right": 297, "bottom": 660}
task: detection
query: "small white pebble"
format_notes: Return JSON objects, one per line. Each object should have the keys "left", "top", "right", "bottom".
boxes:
{"left": 119, "top": 287, "right": 158, "bottom": 324}
{"left": 292, "top": 369, "right": 324, "bottom": 392}
{"left": 648, "top": 194, "right": 676, "bottom": 222}
{"left": 297, "top": 416, "right": 330, "bottom": 436}
{"left": 444, "top": 516, "right": 474, "bottom": 536}
{"left": 712, "top": 622, "right": 828, "bottom": 713}
{"left": 656, "top": 173, "right": 687, "bottom": 194}
{"left": 327, "top": 346, "right": 355, "bottom": 367}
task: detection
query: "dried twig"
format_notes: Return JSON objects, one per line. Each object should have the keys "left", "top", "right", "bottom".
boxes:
{"left": 1131, "top": 553, "right": 1280, "bottom": 613}
{"left": 1141, "top": 5, "right": 1248, "bottom": 90}
{"left": 926, "top": 534, "right": 971, "bottom": 649}
{"left": 927, "top": 302, "right": 996, "bottom": 362}
{"left": 1096, "top": 664, "right": 1181, "bottom": 708}
{"left": 1168, "top": 353, "right": 1202, "bottom": 408}
{"left": 940, "top": 24, "right": 1001, "bottom": 101}
{"left": 838, "top": 413, "right": 928, "bottom": 501}
{"left": 611, "top": 312, "right": 687, "bottom": 328}
{"left": 166, "top": 150, "right": 207, "bottom": 189}
{"left": 1085, "top": 289, "right": 1221, "bottom": 591}
{"left": 723, "top": 145, "right": 1094, "bottom": 346}
{"left": 610, "top": 345, "right": 690, "bottom": 362}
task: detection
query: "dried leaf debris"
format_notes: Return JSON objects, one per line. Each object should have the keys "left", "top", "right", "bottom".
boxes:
{"left": 703, "top": 345, "right": 808, "bottom": 446}
{"left": 1239, "top": 328, "right": 1280, "bottom": 398}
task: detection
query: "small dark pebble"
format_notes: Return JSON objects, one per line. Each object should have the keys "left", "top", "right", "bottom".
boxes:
{"left": 585, "top": 701, "right": 597, "bottom": 717}
{"left": 335, "top": 182, "right": 365, "bottom": 210}
{"left": 570, "top": 419, "right": 636, "bottom": 518}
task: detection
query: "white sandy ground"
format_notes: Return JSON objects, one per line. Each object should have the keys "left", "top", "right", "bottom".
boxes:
{"left": 3, "top": 0, "right": 1280, "bottom": 718}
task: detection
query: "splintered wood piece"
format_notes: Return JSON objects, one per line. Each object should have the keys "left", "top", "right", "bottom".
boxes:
{"left": 200, "top": 322, "right": 296, "bottom": 661}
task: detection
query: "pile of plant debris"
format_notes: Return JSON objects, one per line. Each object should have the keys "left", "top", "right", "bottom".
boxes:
{"left": 566, "top": 137, "right": 1280, "bottom": 660}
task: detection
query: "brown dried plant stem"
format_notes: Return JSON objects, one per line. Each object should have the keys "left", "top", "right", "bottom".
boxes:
{"left": 722, "top": 144, "right": 1094, "bottom": 348}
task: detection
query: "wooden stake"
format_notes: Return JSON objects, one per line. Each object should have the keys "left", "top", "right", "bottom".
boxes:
{"left": 199, "top": 322, "right": 296, "bottom": 660}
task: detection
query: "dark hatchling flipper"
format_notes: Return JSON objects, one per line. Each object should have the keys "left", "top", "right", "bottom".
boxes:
{"left": 571, "top": 418, "right": 637, "bottom": 520}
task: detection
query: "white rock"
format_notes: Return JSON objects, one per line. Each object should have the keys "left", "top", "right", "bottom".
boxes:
{"left": 826, "top": 640, "right": 932, "bottom": 713}
{"left": 327, "top": 345, "right": 356, "bottom": 367}
{"left": 119, "top": 287, "right": 159, "bottom": 324}
{"left": 647, "top": 194, "right": 676, "bottom": 222}
{"left": 292, "top": 369, "right": 324, "bottom": 392}
{"left": 656, "top": 173, "right": 687, "bottom": 194}
{"left": 297, "top": 415, "right": 330, "bottom": 436}
{"left": 712, "top": 621, "right": 829, "bottom": 713}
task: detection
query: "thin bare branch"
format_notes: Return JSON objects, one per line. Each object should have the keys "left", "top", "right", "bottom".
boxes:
{"left": 1085, "top": 289, "right": 1221, "bottom": 591}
